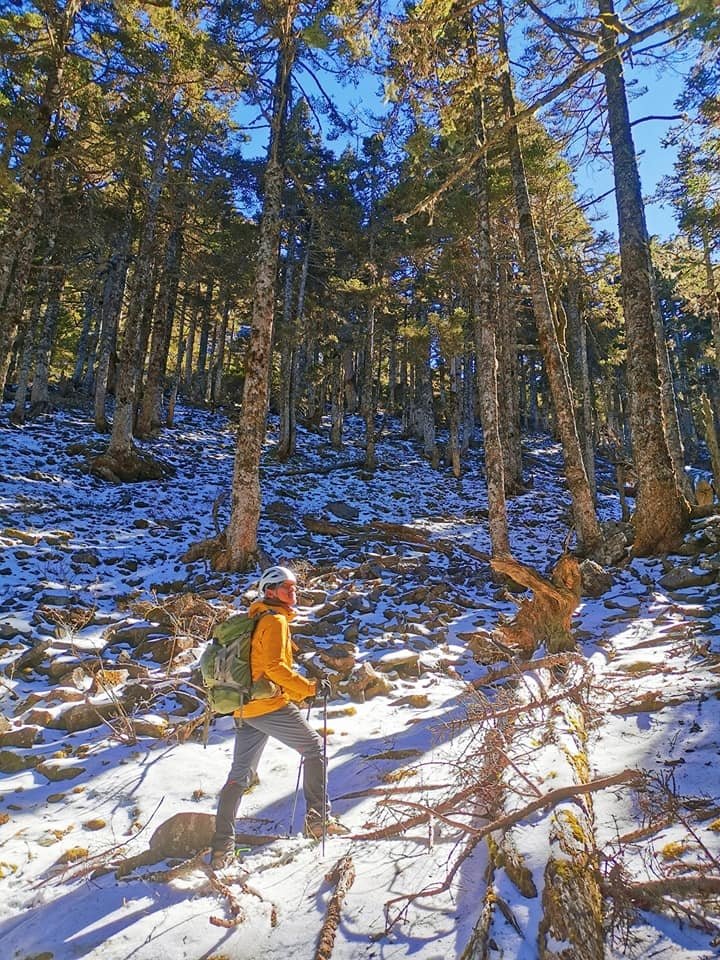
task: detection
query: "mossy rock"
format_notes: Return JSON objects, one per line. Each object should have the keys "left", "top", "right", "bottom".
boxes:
{"left": 0, "top": 749, "right": 38, "bottom": 773}
{"left": 36, "top": 761, "right": 86, "bottom": 782}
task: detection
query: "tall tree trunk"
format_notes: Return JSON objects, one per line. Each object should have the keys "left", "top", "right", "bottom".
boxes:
{"left": 107, "top": 123, "right": 168, "bottom": 460}
{"left": 330, "top": 355, "right": 344, "bottom": 449}
{"left": 167, "top": 290, "right": 188, "bottom": 428}
{"left": 225, "top": 29, "right": 295, "bottom": 569}
{"left": 472, "top": 79, "right": 510, "bottom": 557}
{"left": 564, "top": 271, "right": 596, "bottom": 499}
{"left": 598, "top": 0, "right": 689, "bottom": 553}
{"left": 210, "top": 289, "right": 231, "bottom": 406}
{"left": 499, "top": 2, "right": 601, "bottom": 554}
{"left": 277, "top": 231, "right": 298, "bottom": 460}
{"left": 0, "top": 0, "right": 84, "bottom": 395}
{"left": 136, "top": 210, "right": 185, "bottom": 437}
{"left": 94, "top": 208, "right": 132, "bottom": 433}
{"left": 363, "top": 304, "right": 377, "bottom": 471}
{"left": 417, "top": 335, "right": 438, "bottom": 467}
{"left": 30, "top": 266, "right": 66, "bottom": 409}
{"left": 9, "top": 245, "right": 53, "bottom": 424}
{"left": 74, "top": 281, "right": 100, "bottom": 390}
{"left": 497, "top": 259, "right": 523, "bottom": 491}
{"left": 195, "top": 278, "right": 214, "bottom": 399}
{"left": 183, "top": 284, "right": 199, "bottom": 396}
{"left": 651, "top": 284, "right": 693, "bottom": 501}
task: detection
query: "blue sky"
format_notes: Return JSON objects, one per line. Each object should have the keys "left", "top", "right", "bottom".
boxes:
{"left": 572, "top": 59, "right": 687, "bottom": 241}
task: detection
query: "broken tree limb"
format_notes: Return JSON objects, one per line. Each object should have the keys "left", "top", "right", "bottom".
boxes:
{"left": 606, "top": 876, "right": 720, "bottom": 900}
{"left": 474, "top": 651, "right": 586, "bottom": 687}
{"left": 490, "top": 554, "right": 582, "bottom": 654}
{"left": 314, "top": 854, "right": 356, "bottom": 960}
{"left": 356, "top": 769, "right": 642, "bottom": 843}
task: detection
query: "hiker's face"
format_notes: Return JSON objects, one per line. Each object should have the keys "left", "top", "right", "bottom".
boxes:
{"left": 273, "top": 581, "right": 297, "bottom": 605}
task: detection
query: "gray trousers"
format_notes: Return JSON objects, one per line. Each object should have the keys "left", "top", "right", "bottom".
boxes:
{"left": 213, "top": 703, "right": 326, "bottom": 847}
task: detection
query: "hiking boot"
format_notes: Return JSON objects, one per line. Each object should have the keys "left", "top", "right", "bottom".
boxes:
{"left": 303, "top": 814, "right": 351, "bottom": 840}
{"left": 209, "top": 844, "right": 235, "bottom": 870}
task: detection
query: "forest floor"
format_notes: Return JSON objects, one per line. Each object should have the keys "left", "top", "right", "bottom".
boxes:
{"left": 0, "top": 398, "right": 719, "bottom": 960}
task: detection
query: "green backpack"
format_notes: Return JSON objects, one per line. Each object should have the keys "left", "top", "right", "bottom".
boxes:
{"left": 200, "top": 609, "right": 279, "bottom": 714}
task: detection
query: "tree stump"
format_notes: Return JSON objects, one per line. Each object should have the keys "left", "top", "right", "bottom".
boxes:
{"left": 490, "top": 554, "right": 582, "bottom": 655}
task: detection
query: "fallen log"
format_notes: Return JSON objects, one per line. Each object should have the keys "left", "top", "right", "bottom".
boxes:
{"left": 314, "top": 854, "right": 356, "bottom": 960}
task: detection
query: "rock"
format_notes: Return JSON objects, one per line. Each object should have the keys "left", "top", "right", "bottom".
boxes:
{"left": 343, "top": 622, "right": 360, "bottom": 642}
{"left": 72, "top": 550, "right": 101, "bottom": 567}
{"left": 658, "top": 565, "right": 716, "bottom": 591}
{"left": 371, "top": 650, "right": 420, "bottom": 676}
{"left": 114, "top": 811, "right": 217, "bottom": 877}
{"left": 580, "top": 559, "right": 613, "bottom": 598}
{"left": 104, "top": 623, "right": 159, "bottom": 647}
{"left": 21, "top": 708, "right": 56, "bottom": 727}
{"left": 0, "top": 725, "right": 42, "bottom": 748}
{"left": 130, "top": 716, "right": 168, "bottom": 739}
{"left": 343, "top": 662, "right": 393, "bottom": 701}
{"left": 0, "top": 748, "right": 39, "bottom": 772}
{"left": 134, "top": 634, "right": 196, "bottom": 663}
{"left": 346, "top": 594, "right": 373, "bottom": 613}
{"left": 37, "top": 761, "right": 86, "bottom": 782}
{"left": 325, "top": 500, "right": 360, "bottom": 521}
{"left": 0, "top": 617, "right": 33, "bottom": 640}
{"left": 0, "top": 749, "right": 38, "bottom": 772}
{"left": 55, "top": 700, "right": 122, "bottom": 733}
{"left": 695, "top": 478, "right": 714, "bottom": 506}
{"left": 393, "top": 694, "right": 431, "bottom": 708}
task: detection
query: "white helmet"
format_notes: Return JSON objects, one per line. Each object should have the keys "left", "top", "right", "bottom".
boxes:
{"left": 258, "top": 565, "right": 297, "bottom": 596}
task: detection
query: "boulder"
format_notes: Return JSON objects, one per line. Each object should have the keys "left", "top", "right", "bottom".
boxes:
{"left": 371, "top": 649, "right": 420, "bottom": 676}
{"left": 37, "top": 761, "right": 86, "bottom": 782}
{"left": 658, "top": 565, "right": 716, "bottom": 591}
{"left": 343, "top": 662, "right": 393, "bottom": 701}
{"left": 0, "top": 749, "right": 38, "bottom": 772}
{"left": 580, "top": 559, "right": 614, "bottom": 598}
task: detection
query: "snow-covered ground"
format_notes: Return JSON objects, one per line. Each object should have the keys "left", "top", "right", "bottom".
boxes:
{"left": 1, "top": 400, "right": 718, "bottom": 959}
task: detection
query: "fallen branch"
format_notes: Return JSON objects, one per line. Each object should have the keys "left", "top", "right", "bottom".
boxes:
{"left": 611, "top": 877, "right": 720, "bottom": 900}
{"left": 302, "top": 515, "right": 490, "bottom": 566}
{"left": 381, "top": 770, "right": 642, "bottom": 931}
{"left": 314, "top": 855, "right": 356, "bottom": 960}
{"left": 333, "top": 782, "right": 452, "bottom": 802}
{"left": 357, "top": 769, "right": 642, "bottom": 843}
{"left": 474, "top": 652, "right": 586, "bottom": 687}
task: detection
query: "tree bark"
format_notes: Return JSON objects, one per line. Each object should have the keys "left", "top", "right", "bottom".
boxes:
{"left": 136, "top": 210, "right": 185, "bottom": 437}
{"left": 30, "top": 266, "right": 67, "bottom": 408}
{"left": 497, "top": 259, "right": 523, "bottom": 491}
{"left": 471, "top": 78, "right": 510, "bottom": 557}
{"left": 498, "top": 3, "right": 601, "bottom": 555}
{"left": 225, "top": 26, "right": 296, "bottom": 569}
{"left": 94, "top": 208, "right": 132, "bottom": 433}
{"left": 564, "top": 270, "right": 596, "bottom": 499}
{"left": 107, "top": 120, "right": 168, "bottom": 459}
{"left": 598, "top": 0, "right": 690, "bottom": 554}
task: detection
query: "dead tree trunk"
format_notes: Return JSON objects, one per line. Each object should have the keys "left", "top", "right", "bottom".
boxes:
{"left": 490, "top": 554, "right": 582, "bottom": 656}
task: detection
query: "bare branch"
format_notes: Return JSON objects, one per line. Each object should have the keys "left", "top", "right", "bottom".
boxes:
{"left": 398, "top": 8, "right": 691, "bottom": 222}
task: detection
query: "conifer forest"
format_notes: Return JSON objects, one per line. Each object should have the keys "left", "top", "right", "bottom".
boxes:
{"left": 2, "top": 2, "right": 720, "bottom": 959}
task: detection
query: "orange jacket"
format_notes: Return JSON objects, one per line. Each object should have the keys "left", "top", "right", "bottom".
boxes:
{"left": 234, "top": 599, "right": 317, "bottom": 719}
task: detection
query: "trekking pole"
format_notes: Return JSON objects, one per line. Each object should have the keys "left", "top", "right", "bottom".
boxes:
{"left": 321, "top": 691, "right": 328, "bottom": 857}
{"left": 289, "top": 700, "right": 313, "bottom": 835}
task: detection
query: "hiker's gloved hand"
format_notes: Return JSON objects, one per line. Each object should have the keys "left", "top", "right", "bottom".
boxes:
{"left": 316, "top": 677, "right": 332, "bottom": 699}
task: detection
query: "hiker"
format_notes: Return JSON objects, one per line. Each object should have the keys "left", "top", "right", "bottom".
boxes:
{"left": 210, "top": 564, "right": 348, "bottom": 868}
